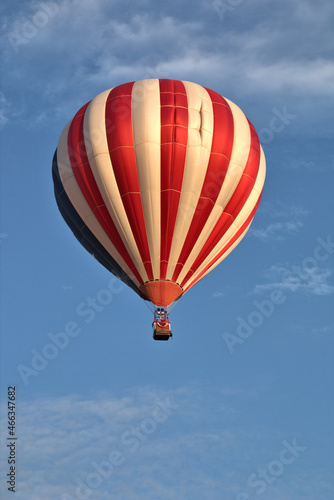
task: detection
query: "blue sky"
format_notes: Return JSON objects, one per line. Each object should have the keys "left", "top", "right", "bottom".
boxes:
{"left": 0, "top": 0, "right": 333, "bottom": 499}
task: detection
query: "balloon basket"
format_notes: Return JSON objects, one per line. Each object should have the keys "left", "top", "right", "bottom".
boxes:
{"left": 152, "top": 324, "right": 173, "bottom": 341}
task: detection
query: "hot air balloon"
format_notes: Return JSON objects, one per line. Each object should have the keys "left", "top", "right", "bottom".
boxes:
{"left": 52, "top": 79, "right": 266, "bottom": 340}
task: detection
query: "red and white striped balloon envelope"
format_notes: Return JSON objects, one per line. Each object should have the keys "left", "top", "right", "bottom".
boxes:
{"left": 52, "top": 79, "right": 265, "bottom": 311}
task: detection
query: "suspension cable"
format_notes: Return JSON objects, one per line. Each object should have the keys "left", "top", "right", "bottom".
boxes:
{"left": 143, "top": 299, "right": 155, "bottom": 314}
{"left": 167, "top": 300, "right": 178, "bottom": 314}
{"left": 144, "top": 299, "right": 178, "bottom": 316}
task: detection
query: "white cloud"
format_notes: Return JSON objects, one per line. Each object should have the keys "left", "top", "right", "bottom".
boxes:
{"left": 289, "top": 157, "right": 334, "bottom": 171}
{"left": 311, "top": 325, "right": 334, "bottom": 337}
{"left": 255, "top": 263, "right": 334, "bottom": 296}
{"left": 0, "top": 93, "right": 10, "bottom": 127}
{"left": 249, "top": 201, "right": 309, "bottom": 241}
{"left": 250, "top": 221, "right": 304, "bottom": 241}
{"left": 0, "top": 388, "right": 185, "bottom": 499}
{"left": 256, "top": 201, "right": 310, "bottom": 220}
{"left": 0, "top": 92, "right": 25, "bottom": 127}
{"left": 0, "top": 385, "right": 332, "bottom": 499}
{"left": 240, "top": 57, "right": 334, "bottom": 97}
{"left": 1, "top": 0, "right": 333, "bottom": 128}
{"left": 0, "top": 386, "right": 277, "bottom": 499}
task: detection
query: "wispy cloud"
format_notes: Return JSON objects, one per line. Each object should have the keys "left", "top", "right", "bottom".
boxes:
{"left": 1, "top": 0, "right": 333, "bottom": 126}
{"left": 311, "top": 325, "right": 334, "bottom": 337}
{"left": 249, "top": 201, "right": 309, "bottom": 241}
{"left": 258, "top": 203, "right": 310, "bottom": 219}
{"left": 0, "top": 91, "right": 24, "bottom": 127}
{"left": 255, "top": 263, "right": 334, "bottom": 296}
{"left": 243, "top": 58, "right": 334, "bottom": 97}
{"left": 0, "top": 385, "right": 332, "bottom": 499}
{"left": 251, "top": 221, "right": 304, "bottom": 241}
{"left": 289, "top": 157, "right": 334, "bottom": 171}
{"left": 0, "top": 388, "right": 184, "bottom": 499}
{"left": 0, "top": 385, "right": 283, "bottom": 499}
{"left": 0, "top": 92, "right": 10, "bottom": 127}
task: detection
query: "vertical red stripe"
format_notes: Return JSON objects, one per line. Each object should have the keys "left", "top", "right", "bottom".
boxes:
{"left": 171, "top": 90, "right": 234, "bottom": 282}
{"left": 105, "top": 83, "right": 154, "bottom": 281}
{"left": 179, "top": 124, "right": 261, "bottom": 287}
{"left": 183, "top": 192, "right": 263, "bottom": 292}
{"left": 67, "top": 101, "right": 143, "bottom": 284}
{"left": 159, "top": 79, "right": 188, "bottom": 278}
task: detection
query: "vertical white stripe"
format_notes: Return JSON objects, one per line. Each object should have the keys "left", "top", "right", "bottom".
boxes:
{"left": 183, "top": 221, "right": 253, "bottom": 291}
{"left": 83, "top": 89, "right": 149, "bottom": 283}
{"left": 181, "top": 148, "right": 266, "bottom": 289}
{"left": 176, "top": 99, "right": 252, "bottom": 284}
{"left": 215, "top": 99, "right": 252, "bottom": 209}
{"left": 166, "top": 81, "right": 214, "bottom": 279}
{"left": 57, "top": 115, "right": 141, "bottom": 287}
{"left": 131, "top": 79, "right": 161, "bottom": 278}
